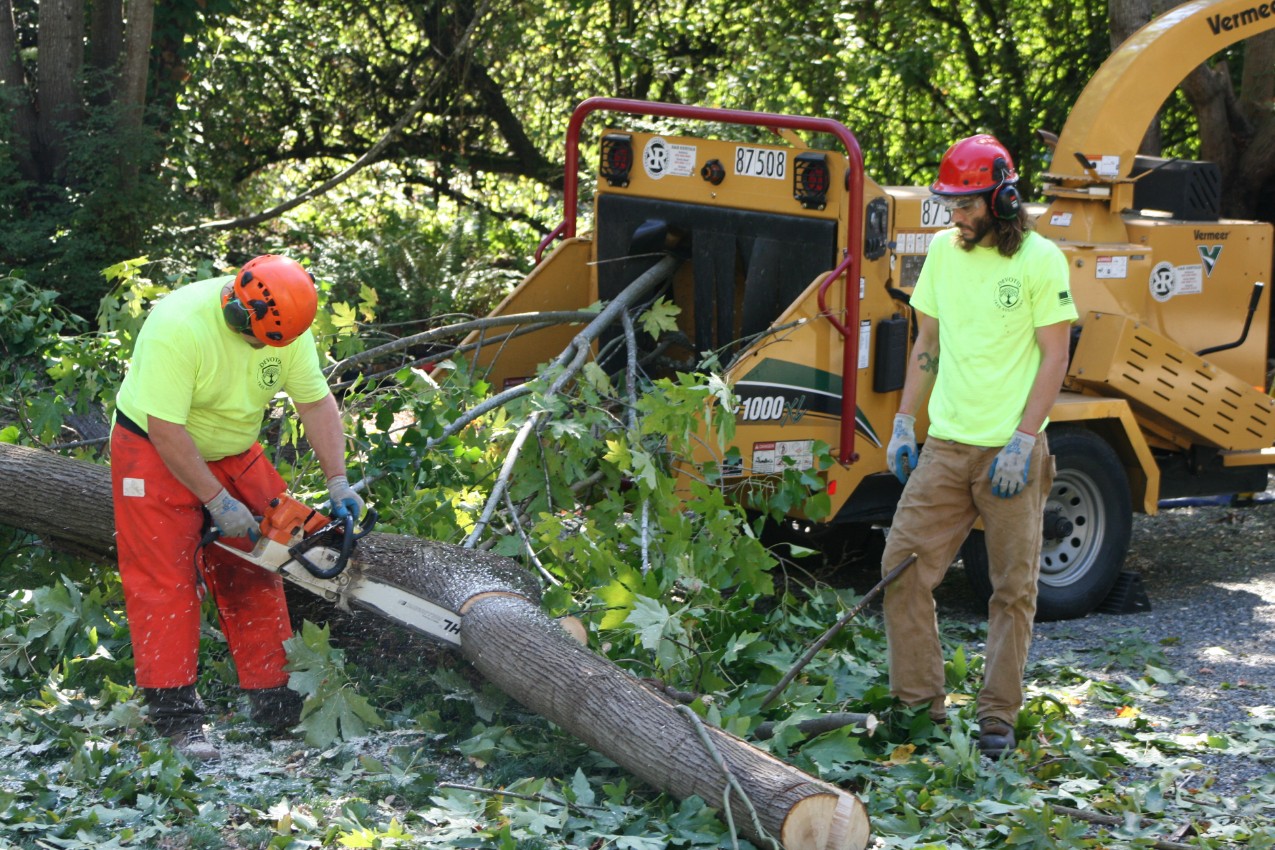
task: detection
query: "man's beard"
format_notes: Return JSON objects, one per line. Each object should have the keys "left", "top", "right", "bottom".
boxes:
{"left": 958, "top": 217, "right": 993, "bottom": 250}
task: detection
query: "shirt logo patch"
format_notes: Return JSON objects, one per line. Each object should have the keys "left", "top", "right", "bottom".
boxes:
{"left": 1058, "top": 290, "right": 1073, "bottom": 306}
{"left": 257, "top": 356, "right": 283, "bottom": 390}
{"left": 123, "top": 477, "right": 146, "bottom": 497}
{"left": 995, "top": 277, "right": 1023, "bottom": 310}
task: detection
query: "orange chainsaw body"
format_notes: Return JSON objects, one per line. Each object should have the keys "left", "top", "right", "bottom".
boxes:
{"left": 259, "top": 493, "right": 331, "bottom": 550}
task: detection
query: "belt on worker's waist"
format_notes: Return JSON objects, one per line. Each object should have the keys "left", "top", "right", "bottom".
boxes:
{"left": 114, "top": 410, "right": 149, "bottom": 440}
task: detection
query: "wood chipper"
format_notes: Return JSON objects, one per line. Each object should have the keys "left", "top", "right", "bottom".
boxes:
{"left": 469, "top": 0, "right": 1275, "bottom": 619}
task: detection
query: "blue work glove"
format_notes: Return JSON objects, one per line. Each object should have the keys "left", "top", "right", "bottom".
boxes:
{"left": 887, "top": 413, "right": 919, "bottom": 484}
{"left": 204, "top": 487, "right": 260, "bottom": 540}
{"left": 327, "top": 474, "right": 365, "bottom": 521}
{"left": 988, "top": 430, "right": 1037, "bottom": 498}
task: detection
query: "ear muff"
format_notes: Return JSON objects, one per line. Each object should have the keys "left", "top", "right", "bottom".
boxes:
{"left": 222, "top": 293, "right": 270, "bottom": 335}
{"left": 989, "top": 156, "right": 1022, "bottom": 220}
{"left": 991, "top": 183, "right": 1021, "bottom": 219}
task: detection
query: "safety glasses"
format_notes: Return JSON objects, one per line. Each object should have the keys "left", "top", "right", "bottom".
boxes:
{"left": 933, "top": 194, "right": 985, "bottom": 212}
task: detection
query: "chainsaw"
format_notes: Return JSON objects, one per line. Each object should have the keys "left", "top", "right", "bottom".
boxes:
{"left": 207, "top": 493, "right": 464, "bottom": 646}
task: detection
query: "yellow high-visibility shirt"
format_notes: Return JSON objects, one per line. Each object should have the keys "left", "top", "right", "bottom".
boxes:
{"left": 910, "top": 229, "right": 1077, "bottom": 446}
{"left": 115, "top": 276, "right": 330, "bottom": 460}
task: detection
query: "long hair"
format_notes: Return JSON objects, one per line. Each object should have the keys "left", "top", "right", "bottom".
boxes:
{"left": 990, "top": 202, "right": 1031, "bottom": 257}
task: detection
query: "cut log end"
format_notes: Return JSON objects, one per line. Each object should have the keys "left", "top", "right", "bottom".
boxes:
{"left": 781, "top": 791, "right": 871, "bottom": 850}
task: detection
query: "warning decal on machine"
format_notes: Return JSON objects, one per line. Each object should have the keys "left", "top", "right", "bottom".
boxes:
{"left": 1096, "top": 256, "right": 1128, "bottom": 279}
{"left": 642, "top": 136, "right": 696, "bottom": 180}
{"left": 752, "top": 440, "right": 814, "bottom": 474}
{"left": 1149, "top": 261, "right": 1204, "bottom": 302}
{"left": 896, "top": 231, "right": 938, "bottom": 255}
{"left": 1081, "top": 154, "right": 1121, "bottom": 177}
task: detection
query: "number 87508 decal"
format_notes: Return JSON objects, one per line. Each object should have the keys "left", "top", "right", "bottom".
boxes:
{"left": 733, "top": 146, "right": 787, "bottom": 180}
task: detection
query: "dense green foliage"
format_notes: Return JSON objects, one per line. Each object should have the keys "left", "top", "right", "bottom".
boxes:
{"left": 7, "top": 0, "right": 1248, "bottom": 326}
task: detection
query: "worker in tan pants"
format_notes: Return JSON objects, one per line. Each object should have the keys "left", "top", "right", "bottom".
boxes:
{"left": 883, "top": 134, "right": 1076, "bottom": 757}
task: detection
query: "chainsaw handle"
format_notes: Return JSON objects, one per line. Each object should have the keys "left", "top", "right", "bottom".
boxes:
{"left": 199, "top": 522, "right": 261, "bottom": 548}
{"left": 351, "top": 506, "right": 377, "bottom": 540}
{"left": 291, "top": 507, "right": 377, "bottom": 579}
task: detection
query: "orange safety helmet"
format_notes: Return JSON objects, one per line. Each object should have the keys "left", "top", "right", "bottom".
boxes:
{"left": 221, "top": 255, "right": 318, "bottom": 346}
{"left": 931, "top": 134, "right": 1018, "bottom": 195}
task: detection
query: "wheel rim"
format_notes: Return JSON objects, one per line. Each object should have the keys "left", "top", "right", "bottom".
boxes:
{"left": 1040, "top": 467, "right": 1107, "bottom": 588}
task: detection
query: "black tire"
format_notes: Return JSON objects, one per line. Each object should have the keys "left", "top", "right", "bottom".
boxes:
{"left": 962, "top": 426, "right": 1133, "bottom": 621}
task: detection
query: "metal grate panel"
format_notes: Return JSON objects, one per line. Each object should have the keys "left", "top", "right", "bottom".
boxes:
{"left": 1068, "top": 312, "right": 1275, "bottom": 451}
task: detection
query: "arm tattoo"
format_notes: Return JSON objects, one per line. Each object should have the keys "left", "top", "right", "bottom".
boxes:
{"left": 917, "top": 351, "right": 939, "bottom": 374}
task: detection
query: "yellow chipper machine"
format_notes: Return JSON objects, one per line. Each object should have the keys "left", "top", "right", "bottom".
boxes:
{"left": 470, "top": 0, "right": 1275, "bottom": 619}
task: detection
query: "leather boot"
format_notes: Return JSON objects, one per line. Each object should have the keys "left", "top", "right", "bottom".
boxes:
{"left": 143, "top": 685, "right": 220, "bottom": 761}
{"left": 977, "top": 717, "right": 1016, "bottom": 759}
{"left": 246, "top": 685, "right": 304, "bottom": 734}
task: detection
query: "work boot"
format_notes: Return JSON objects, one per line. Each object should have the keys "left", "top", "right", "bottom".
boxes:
{"left": 246, "top": 685, "right": 304, "bottom": 735}
{"left": 167, "top": 725, "right": 221, "bottom": 761}
{"left": 977, "top": 717, "right": 1016, "bottom": 759}
{"left": 143, "top": 685, "right": 221, "bottom": 761}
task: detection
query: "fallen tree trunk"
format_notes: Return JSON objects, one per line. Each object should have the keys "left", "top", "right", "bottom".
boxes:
{"left": 0, "top": 442, "right": 871, "bottom": 849}
{"left": 462, "top": 593, "right": 870, "bottom": 849}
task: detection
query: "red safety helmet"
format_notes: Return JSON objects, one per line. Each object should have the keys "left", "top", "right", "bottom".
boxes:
{"left": 221, "top": 255, "right": 318, "bottom": 347}
{"left": 931, "top": 134, "right": 1018, "bottom": 195}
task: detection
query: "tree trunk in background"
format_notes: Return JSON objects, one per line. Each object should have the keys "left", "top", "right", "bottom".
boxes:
{"left": 0, "top": 443, "right": 872, "bottom": 850}
{"left": 1228, "top": 31, "right": 1275, "bottom": 217}
{"left": 88, "top": 0, "right": 125, "bottom": 97}
{"left": 116, "top": 0, "right": 155, "bottom": 190}
{"left": 35, "top": 0, "right": 84, "bottom": 183}
{"left": 118, "top": 0, "right": 153, "bottom": 113}
{"left": 0, "top": 0, "right": 38, "bottom": 181}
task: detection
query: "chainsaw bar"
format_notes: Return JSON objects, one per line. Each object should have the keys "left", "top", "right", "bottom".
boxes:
{"left": 279, "top": 562, "right": 464, "bottom": 646}
{"left": 213, "top": 530, "right": 464, "bottom": 646}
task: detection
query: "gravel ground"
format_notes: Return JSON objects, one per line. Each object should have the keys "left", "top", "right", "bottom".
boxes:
{"left": 928, "top": 484, "right": 1275, "bottom": 800}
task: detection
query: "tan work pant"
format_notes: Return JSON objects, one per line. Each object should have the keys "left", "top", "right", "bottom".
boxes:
{"left": 880, "top": 434, "right": 1054, "bottom": 725}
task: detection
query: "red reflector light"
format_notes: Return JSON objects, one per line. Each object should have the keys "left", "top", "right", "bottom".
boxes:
{"left": 600, "top": 133, "right": 633, "bottom": 188}
{"left": 794, "top": 151, "right": 830, "bottom": 210}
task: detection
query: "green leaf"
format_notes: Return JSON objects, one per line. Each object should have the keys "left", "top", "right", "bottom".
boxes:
{"left": 284, "top": 621, "right": 384, "bottom": 746}
{"left": 300, "top": 686, "right": 384, "bottom": 747}
{"left": 639, "top": 298, "right": 681, "bottom": 339}
{"left": 801, "top": 729, "right": 868, "bottom": 773}
{"left": 603, "top": 438, "right": 631, "bottom": 468}
{"left": 568, "top": 769, "right": 596, "bottom": 808}
{"left": 329, "top": 301, "right": 359, "bottom": 331}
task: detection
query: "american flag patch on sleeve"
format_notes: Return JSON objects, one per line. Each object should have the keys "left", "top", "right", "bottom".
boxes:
{"left": 1058, "top": 291, "right": 1074, "bottom": 306}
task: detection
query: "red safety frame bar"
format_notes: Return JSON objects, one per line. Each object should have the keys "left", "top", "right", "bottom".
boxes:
{"left": 539, "top": 97, "right": 865, "bottom": 465}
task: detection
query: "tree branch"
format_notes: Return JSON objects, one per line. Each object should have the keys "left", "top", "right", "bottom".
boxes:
{"left": 186, "top": 1, "right": 495, "bottom": 233}
{"left": 461, "top": 255, "right": 680, "bottom": 547}
{"left": 183, "top": 87, "right": 434, "bottom": 233}
{"left": 759, "top": 553, "right": 917, "bottom": 710}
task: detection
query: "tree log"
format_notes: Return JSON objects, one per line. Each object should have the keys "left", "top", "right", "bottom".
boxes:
{"left": 0, "top": 443, "right": 871, "bottom": 849}
{"left": 462, "top": 594, "right": 870, "bottom": 850}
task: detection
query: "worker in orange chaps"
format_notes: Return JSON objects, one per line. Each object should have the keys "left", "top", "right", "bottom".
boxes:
{"left": 110, "top": 255, "right": 363, "bottom": 761}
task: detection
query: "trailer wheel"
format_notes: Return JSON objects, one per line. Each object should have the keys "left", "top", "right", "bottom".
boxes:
{"left": 961, "top": 427, "right": 1132, "bottom": 621}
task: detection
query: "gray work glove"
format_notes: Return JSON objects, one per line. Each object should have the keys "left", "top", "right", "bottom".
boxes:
{"left": 327, "top": 474, "right": 365, "bottom": 521}
{"left": 887, "top": 413, "right": 918, "bottom": 484}
{"left": 204, "top": 487, "right": 260, "bottom": 540}
{"left": 989, "top": 430, "right": 1037, "bottom": 498}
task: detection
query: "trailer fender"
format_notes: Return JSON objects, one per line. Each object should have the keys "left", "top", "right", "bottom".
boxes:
{"left": 1048, "top": 392, "right": 1159, "bottom": 515}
